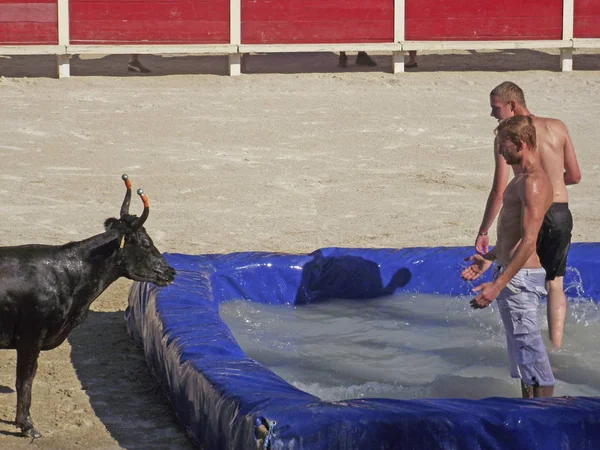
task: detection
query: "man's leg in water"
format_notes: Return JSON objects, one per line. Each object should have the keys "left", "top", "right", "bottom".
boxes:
{"left": 547, "top": 276, "right": 567, "bottom": 350}
{"left": 521, "top": 380, "right": 554, "bottom": 398}
{"left": 497, "top": 269, "right": 555, "bottom": 398}
{"left": 537, "top": 203, "right": 572, "bottom": 350}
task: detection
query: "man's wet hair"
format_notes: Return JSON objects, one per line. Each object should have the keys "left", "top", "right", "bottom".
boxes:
{"left": 490, "top": 81, "right": 527, "bottom": 107}
{"left": 495, "top": 115, "right": 536, "bottom": 150}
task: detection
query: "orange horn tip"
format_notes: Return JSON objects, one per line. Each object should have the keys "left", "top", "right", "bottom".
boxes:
{"left": 137, "top": 189, "right": 149, "bottom": 208}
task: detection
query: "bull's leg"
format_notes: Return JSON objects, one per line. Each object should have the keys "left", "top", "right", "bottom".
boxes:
{"left": 15, "top": 347, "right": 42, "bottom": 438}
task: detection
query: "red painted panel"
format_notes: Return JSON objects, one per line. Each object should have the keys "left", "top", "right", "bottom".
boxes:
{"left": 71, "top": 0, "right": 217, "bottom": 2}
{"left": 0, "top": 22, "right": 57, "bottom": 44}
{"left": 70, "top": 2, "right": 228, "bottom": 21}
{"left": 242, "top": 21, "right": 393, "bottom": 44}
{"left": 405, "top": 0, "right": 563, "bottom": 40}
{"left": 406, "top": 17, "right": 562, "bottom": 41}
{"left": 574, "top": 0, "right": 600, "bottom": 15}
{"left": 406, "top": 0, "right": 556, "bottom": 19}
{"left": 0, "top": 0, "right": 54, "bottom": 3}
{"left": 70, "top": 20, "right": 229, "bottom": 44}
{"left": 70, "top": 0, "right": 229, "bottom": 44}
{"left": 241, "top": 0, "right": 394, "bottom": 44}
{"left": 243, "top": 0, "right": 392, "bottom": 23}
{"left": 0, "top": 1, "right": 57, "bottom": 44}
{"left": 0, "top": 3, "right": 55, "bottom": 21}
{"left": 574, "top": 0, "right": 600, "bottom": 38}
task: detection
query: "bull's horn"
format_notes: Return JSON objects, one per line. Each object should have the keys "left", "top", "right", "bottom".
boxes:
{"left": 120, "top": 174, "right": 132, "bottom": 217}
{"left": 132, "top": 188, "right": 149, "bottom": 230}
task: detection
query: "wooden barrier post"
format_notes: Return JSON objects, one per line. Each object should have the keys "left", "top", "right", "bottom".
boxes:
{"left": 229, "top": 0, "right": 242, "bottom": 75}
{"left": 561, "top": 0, "right": 574, "bottom": 71}
{"left": 393, "top": 0, "right": 405, "bottom": 73}
{"left": 57, "top": 0, "right": 70, "bottom": 78}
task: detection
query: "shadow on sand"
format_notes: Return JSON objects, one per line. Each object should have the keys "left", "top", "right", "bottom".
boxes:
{"left": 67, "top": 310, "right": 195, "bottom": 450}
{"left": 1, "top": 49, "right": 598, "bottom": 78}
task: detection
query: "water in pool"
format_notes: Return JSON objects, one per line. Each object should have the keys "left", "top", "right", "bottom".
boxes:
{"left": 219, "top": 294, "right": 600, "bottom": 401}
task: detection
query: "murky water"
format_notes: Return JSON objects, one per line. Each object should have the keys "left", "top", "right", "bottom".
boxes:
{"left": 219, "top": 294, "right": 600, "bottom": 401}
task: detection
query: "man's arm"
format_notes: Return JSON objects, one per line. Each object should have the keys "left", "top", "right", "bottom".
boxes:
{"left": 493, "top": 177, "right": 548, "bottom": 290}
{"left": 475, "top": 137, "right": 511, "bottom": 253}
{"left": 562, "top": 123, "right": 581, "bottom": 185}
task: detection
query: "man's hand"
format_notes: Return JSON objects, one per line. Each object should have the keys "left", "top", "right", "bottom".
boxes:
{"left": 470, "top": 282, "right": 502, "bottom": 309}
{"left": 475, "top": 233, "right": 489, "bottom": 254}
{"left": 461, "top": 254, "right": 493, "bottom": 281}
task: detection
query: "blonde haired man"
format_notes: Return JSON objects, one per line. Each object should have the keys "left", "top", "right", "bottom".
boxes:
{"left": 463, "top": 116, "right": 555, "bottom": 398}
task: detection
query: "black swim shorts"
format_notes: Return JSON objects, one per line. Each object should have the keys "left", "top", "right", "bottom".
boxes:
{"left": 537, "top": 203, "right": 573, "bottom": 281}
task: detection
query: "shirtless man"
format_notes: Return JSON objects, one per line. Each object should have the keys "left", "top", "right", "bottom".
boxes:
{"left": 475, "top": 81, "right": 581, "bottom": 349}
{"left": 463, "top": 116, "right": 555, "bottom": 398}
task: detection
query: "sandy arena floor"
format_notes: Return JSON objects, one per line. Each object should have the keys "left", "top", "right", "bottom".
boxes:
{"left": 0, "top": 49, "right": 599, "bottom": 449}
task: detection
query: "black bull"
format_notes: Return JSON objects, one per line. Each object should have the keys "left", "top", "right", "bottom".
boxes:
{"left": 0, "top": 175, "right": 175, "bottom": 438}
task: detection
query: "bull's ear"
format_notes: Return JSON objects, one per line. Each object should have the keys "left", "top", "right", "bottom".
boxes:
{"left": 90, "top": 239, "right": 120, "bottom": 260}
{"left": 104, "top": 217, "right": 119, "bottom": 230}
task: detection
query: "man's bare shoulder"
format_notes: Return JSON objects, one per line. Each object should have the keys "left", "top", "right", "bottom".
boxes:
{"left": 532, "top": 116, "right": 567, "bottom": 132}
{"left": 523, "top": 169, "right": 553, "bottom": 201}
{"left": 524, "top": 169, "right": 549, "bottom": 185}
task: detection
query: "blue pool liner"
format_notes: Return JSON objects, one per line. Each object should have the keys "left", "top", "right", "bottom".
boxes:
{"left": 126, "top": 243, "right": 600, "bottom": 449}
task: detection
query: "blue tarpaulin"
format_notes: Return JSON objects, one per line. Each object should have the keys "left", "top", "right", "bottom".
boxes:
{"left": 126, "top": 243, "right": 600, "bottom": 450}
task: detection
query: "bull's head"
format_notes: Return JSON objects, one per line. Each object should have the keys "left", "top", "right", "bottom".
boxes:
{"left": 105, "top": 174, "right": 176, "bottom": 287}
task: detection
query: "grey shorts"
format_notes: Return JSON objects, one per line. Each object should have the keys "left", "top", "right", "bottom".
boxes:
{"left": 495, "top": 267, "right": 555, "bottom": 387}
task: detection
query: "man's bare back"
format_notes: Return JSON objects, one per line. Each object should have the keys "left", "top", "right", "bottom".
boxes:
{"left": 531, "top": 116, "right": 578, "bottom": 202}
{"left": 494, "top": 117, "right": 576, "bottom": 201}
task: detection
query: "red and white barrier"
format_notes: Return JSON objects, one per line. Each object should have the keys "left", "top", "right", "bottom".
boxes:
{"left": 0, "top": 0, "right": 598, "bottom": 77}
